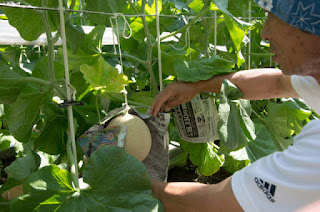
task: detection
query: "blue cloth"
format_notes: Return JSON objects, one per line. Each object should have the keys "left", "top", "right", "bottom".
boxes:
{"left": 254, "top": 0, "right": 320, "bottom": 36}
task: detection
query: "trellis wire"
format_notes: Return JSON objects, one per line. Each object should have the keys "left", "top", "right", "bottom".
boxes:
{"left": 0, "top": 3, "right": 265, "bottom": 20}
{"left": 58, "top": 0, "right": 79, "bottom": 189}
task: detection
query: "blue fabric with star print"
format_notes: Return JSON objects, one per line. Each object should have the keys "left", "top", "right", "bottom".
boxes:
{"left": 254, "top": 0, "right": 320, "bottom": 36}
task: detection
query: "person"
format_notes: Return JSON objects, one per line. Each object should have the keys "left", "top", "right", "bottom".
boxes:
{"left": 150, "top": 0, "right": 320, "bottom": 211}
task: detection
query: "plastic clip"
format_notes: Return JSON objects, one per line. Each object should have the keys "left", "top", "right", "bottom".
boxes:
{"left": 58, "top": 100, "right": 83, "bottom": 108}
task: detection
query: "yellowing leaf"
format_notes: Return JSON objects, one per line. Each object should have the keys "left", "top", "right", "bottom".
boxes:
{"left": 80, "top": 56, "right": 128, "bottom": 93}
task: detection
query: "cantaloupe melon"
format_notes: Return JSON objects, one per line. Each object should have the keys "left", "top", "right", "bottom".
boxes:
{"left": 107, "top": 113, "right": 151, "bottom": 161}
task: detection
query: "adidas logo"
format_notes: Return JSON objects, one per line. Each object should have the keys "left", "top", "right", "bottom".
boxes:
{"left": 254, "top": 177, "right": 276, "bottom": 203}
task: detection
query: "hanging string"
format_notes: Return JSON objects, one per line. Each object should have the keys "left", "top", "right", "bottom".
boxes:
{"left": 166, "top": 17, "right": 192, "bottom": 61}
{"left": 109, "top": 13, "right": 132, "bottom": 111}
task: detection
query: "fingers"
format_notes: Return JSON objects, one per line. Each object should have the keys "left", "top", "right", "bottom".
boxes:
{"left": 150, "top": 86, "right": 174, "bottom": 116}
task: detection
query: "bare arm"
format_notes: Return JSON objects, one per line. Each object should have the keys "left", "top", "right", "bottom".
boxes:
{"left": 151, "top": 176, "right": 243, "bottom": 212}
{"left": 150, "top": 68, "right": 298, "bottom": 116}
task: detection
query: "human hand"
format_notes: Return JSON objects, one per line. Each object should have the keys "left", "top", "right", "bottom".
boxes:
{"left": 149, "top": 81, "right": 199, "bottom": 116}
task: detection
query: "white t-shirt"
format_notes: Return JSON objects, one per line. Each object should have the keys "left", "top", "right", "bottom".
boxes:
{"left": 231, "top": 75, "right": 320, "bottom": 212}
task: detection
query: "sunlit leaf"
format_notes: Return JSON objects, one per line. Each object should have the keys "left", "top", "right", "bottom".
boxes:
{"left": 10, "top": 146, "right": 163, "bottom": 212}
{"left": 80, "top": 56, "right": 128, "bottom": 93}
{"left": 174, "top": 56, "right": 235, "bottom": 82}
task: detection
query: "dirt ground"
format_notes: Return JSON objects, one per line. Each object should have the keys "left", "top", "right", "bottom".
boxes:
{"left": 167, "top": 160, "right": 232, "bottom": 184}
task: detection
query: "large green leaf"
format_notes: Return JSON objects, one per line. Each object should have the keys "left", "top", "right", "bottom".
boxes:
{"left": 224, "top": 14, "right": 245, "bottom": 52}
{"left": 180, "top": 141, "right": 224, "bottom": 176}
{"left": 281, "top": 98, "right": 312, "bottom": 133}
{"left": 58, "top": 48, "right": 99, "bottom": 70}
{"left": 66, "top": 21, "right": 85, "bottom": 54}
{"left": 0, "top": 62, "right": 26, "bottom": 104}
{"left": 10, "top": 165, "right": 75, "bottom": 212}
{"left": 32, "top": 57, "right": 65, "bottom": 81}
{"left": 174, "top": 56, "right": 235, "bottom": 82}
{"left": 129, "top": 91, "right": 155, "bottom": 107}
{"left": 223, "top": 147, "right": 250, "bottom": 173}
{"left": 6, "top": 86, "right": 51, "bottom": 143}
{"left": 197, "top": 144, "right": 224, "bottom": 176}
{"left": 262, "top": 98, "right": 310, "bottom": 151}
{"left": 1, "top": 0, "right": 60, "bottom": 41}
{"left": 246, "top": 124, "right": 277, "bottom": 162}
{"left": 11, "top": 146, "right": 163, "bottom": 211}
{"left": 218, "top": 80, "right": 255, "bottom": 152}
{"left": 154, "top": 45, "right": 186, "bottom": 76}
{"left": 214, "top": 0, "right": 251, "bottom": 31}
{"left": 4, "top": 153, "right": 40, "bottom": 181}
{"left": 34, "top": 103, "right": 68, "bottom": 155}
{"left": 85, "top": 0, "right": 128, "bottom": 25}
{"left": 80, "top": 56, "right": 128, "bottom": 93}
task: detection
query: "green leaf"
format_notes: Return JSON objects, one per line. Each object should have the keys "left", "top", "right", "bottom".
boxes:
{"left": 11, "top": 146, "right": 163, "bottom": 211}
{"left": 223, "top": 147, "right": 250, "bottom": 173}
{"left": 180, "top": 142, "right": 224, "bottom": 176}
{"left": 129, "top": 91, "right": 155, "bottom": 107}
{"left": 34, "top": 103, "right": 68, "bottom": 155}
{"left": 197, "top": 144, "right": 224, "bottom": 176}
{"left": 281, "top": 98, "right": 312, "bottom": 133}
{"left": 10, "top": 165, "right": 75, "bottom": 212}
{"left": 224, "top": 14, "right": 245, "bottom": 52}
{"left": 154, "top": 45, "right": 186, "bottom": 76}
{"left": 246, "top": 124, "right": 277, "bottom": 162}
{"left": 163, "top": 0, "right": 188, "bottom": 10}
{"left": 85, "top": 0, "right": 128, "bottom": 25}
{"left": 188, "top": 0, "right": 204, "bottom": 13}
{"left": 0, "top": 61, "right": 26, "bottom": 104}
{"left": 263, "top": 99, "right": 309, "bottom": 151}
{"left": 58, "top": 48, "right": 99, "bottom": 70}
{"left": 222, "top": 79, "right": 243, "bottom": 100}
{"left": 1, "top": 0, "right": 60, "bottom": 41}
{"left": 218, "top": 80, "right": 254, "bottom": 152}
{"left": 66, "top": 21, "right": 85, "bottom": 54}
{"left": 80, "top": 146, "right": 162, "bottom": 211}
{"left": 81, "top": 25, "right": 106, "bottom": 54}
{"left": 32, "top": 57, "right": 65, "bottom": 81}
{"left": 174, "top": 56, "right": 235, "bottom": 82}
{"left": 218, "top": 102, "right": 248, "bottom": 151}
{"left": 80, "top": 56, "right": 128, "bottom": 93}
{"left": 6, "top": 86, "right": 51, "bottom": 143}
{"left": 70, "top": 69, "right": 91, "bottom": 99}
{"left": 0, "top": 134, "right": 15, "bottom": 151}
{"left": 4, "top": 153, "right": 40, "bottom": 181}
{"left": 0, "top": 46, "right": 21, "bottom": 67}
{"left": 214, "top": 0, "right": 251, "bottom": 31}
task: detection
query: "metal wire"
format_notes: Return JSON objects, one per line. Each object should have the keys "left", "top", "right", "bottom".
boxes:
{"left": 0, "top": 3, "right": 266, "bottom": 20}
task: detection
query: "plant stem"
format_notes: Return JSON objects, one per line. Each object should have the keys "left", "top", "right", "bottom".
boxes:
{"left": 58, "top": 0, "right": 79, "bottom": 189}
{"left": 4, "top": 77, "right": 67, "bottom": 99}
{"left": 127, "top": 1, "right": 139, "bottom": 15}
{"left": 160, "top": 7, "right": 211, "bottom": 41}
{"left": 102, "top": 52, "right": 147, "bottom": 67}
{"left": 13, "top": 76, "right": 51, "bottom": 86}
{"left": 41, "top": 0, "right": 56, "bottom": 83}
{"left": 251, "top": 109, "right": 265, "bottom": 123}
{"left": 95, "top": 91, "right": 101, "bottom": 123}
{"left": 209, "top": 141, "right": 220, "bottom": 150}
{"left": 141, "top": 0, "right": 159, "bottom": 95}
